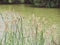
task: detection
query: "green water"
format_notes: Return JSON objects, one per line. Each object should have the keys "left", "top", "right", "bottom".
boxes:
{"left": 0, "top": 4, "right": 60, "bottom": 24}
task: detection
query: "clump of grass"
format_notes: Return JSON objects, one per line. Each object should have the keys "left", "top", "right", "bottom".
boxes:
{"left": 0, "top": 12, "right": 59, "bottom": 45}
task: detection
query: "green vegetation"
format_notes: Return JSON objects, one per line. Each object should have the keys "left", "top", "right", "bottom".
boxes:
{"left": 0, "top": 5, "right": 60, "bottom": 45}
{"left": 0, "top": 0, "right": 60, "bottom": 8}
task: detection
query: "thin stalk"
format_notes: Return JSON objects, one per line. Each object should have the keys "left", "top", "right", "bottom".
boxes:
{"left": 11, "top": 31, "right": 14, "bottom": 45}
{"left": 0, "top": 14, "right": 5, "bottom": 23}
{"left": 16, "top": 22, "right": 20, "bottom": 45}
{"left": 20, "top": 17, "right": 24, "bottom": 45}
{"left": 39, "top": 31, "right": 45, "bottom": 45}
{"left": 18, "top": 18, "right": 21, "bottom": 41}
{"left": 17, "top": 17, "right": 22, "bottom": 45}
{"left": 4, "top": 31, "right": 7, "bottom": 45}
{"left": 0, "top": 14, "right": 7, "bottom": 45}
{"left": 35, "top": 24, "right": 38, "bottom": 45}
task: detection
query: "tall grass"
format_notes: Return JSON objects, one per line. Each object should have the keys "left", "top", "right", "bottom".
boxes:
{"left": 0, "top": 12, "right": 59, "bottom": 45}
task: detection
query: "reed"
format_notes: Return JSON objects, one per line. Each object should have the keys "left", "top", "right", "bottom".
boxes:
{"left": 0, "top": 13, "right": 59, "bottom": 45}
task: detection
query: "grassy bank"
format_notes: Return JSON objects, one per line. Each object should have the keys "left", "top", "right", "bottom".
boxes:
{"left": 0, "top": 4, "right": 60, "bottom": 45}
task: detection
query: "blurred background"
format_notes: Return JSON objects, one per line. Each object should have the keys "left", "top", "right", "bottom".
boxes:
{"left": 0, "top": 0, "right": 60, "bottom": 45}
{"left": 0, "top": 0, "right": 60, "bottom": 8}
